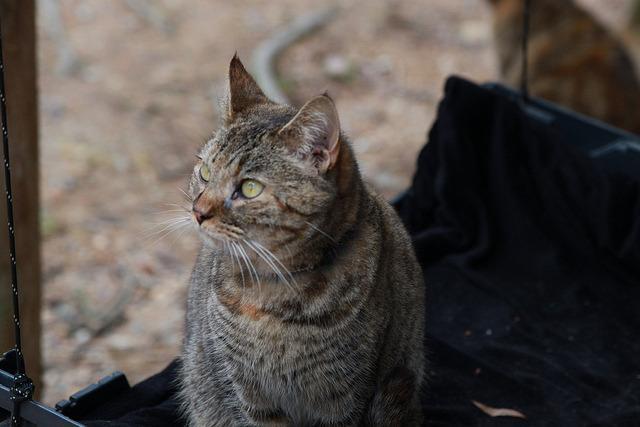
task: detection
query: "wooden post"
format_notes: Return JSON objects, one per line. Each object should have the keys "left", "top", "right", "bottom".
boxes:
{"left": 0, "top": 0, "right": 41, "bottom": 396}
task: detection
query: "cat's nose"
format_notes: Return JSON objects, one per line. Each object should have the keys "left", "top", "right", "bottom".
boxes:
{"left": 193, "top": 191, "right": 222, "bottom": 225}
{"left": 193, "top": 206, "right": 212, "bottom": 225}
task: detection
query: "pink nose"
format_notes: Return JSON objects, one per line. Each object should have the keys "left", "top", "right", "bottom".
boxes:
{"left": 192, "top": 191, "right": 221, "bottom": 225}
{"left": 193, "top": 206, "right": 212, "bottom": 225}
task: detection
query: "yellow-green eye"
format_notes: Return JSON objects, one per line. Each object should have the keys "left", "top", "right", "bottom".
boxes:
{"left": 199, "top": 164, "right": 211, "bottom": 182}
{"left": 240, "top": 179, "right": 264, "bottom": 199}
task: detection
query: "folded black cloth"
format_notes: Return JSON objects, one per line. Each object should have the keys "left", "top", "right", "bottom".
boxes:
{"left": 78, "top": 360, "right": 181, "bottom": 426}
{"left": 79, "top": 77, "right": 640, "bottom": 426}
{"left": 397, "top": 77, "right": 640, "bottom": 426}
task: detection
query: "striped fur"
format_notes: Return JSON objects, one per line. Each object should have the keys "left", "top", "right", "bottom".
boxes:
{"left": 487, "top": 0, "right": 640, "bottom": 134}
{"left": 178, "top": 56, "right": 425, "bottom": 426}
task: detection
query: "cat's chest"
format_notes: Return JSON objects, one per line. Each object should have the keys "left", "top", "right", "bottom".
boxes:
{"left": 209, "top": 300, "right": 328, "bottom": 364}
{"left": 208, "top": 305, "right": 372, "bottom": 422}
{"left": 206, "top": 291, "right": 371, "bottom": 375}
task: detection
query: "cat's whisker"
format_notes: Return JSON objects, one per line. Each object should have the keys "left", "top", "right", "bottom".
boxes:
{"left": 143, "top": 219, "right": 192, "bottom": 247}
{"left": 150, "top": 220, "right": 190, "bottom": 241}
{"left": 149, "top": 211, "right": 191, "bottom": 223}
{"left": 224, "top": 241, "right": 236, "bottom": 276}
{"left": 242, "top": 244, "right": 262, "bottom": 293}
{"left": 144, "top": 216, "right": 193, "bottom": 228}
{"left": 229, "top": 242, "right": 245, "bottom": 290}
{"left": 252, "top": 241, "right": 297, "bottom": 288}
{"left": 236, "top": 242, "right": 260, "bottom": 292}
{"left": 177, "top": 187, "right": 193, "bottom": 202}
{"left": 305, "top": 221, "right": 336, "bottom": 244}
{"left": 152, "top": 209, "right": 190, "bottom": 215}
{"left": 222, "top": 241, "right": 229, "bottom": 270}
{"left": 150, "top": 214, "right": 191, "bottom": 223}
{"left": 140, "top": 216, "right": 191, "bottom": 237}
{"left": 162, "top": 202, "right": 191, "bottom": 210}
{"left": 244, "top": 239, "right": 294, "bottom": 292}
{"left": 167, "top": 222, "right": 191, "bottom": 247}
{"left": 283, "top": 243, "right": 294, "bottom": 263}
{"left": 140, "top": 221, "right": 192, "bottom": 243}
{"left": 246, "top": 240, "right": 297, "bottom": 292}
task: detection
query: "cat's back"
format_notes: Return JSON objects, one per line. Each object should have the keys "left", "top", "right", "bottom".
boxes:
{"left": 364, "top": 183, "right": 420, "bottom": 275}
{"left": 362, "top": 183, "right": 425, "bottom": 350}
{"left": 361, "top": 184, "right": 426, "bottom": 418}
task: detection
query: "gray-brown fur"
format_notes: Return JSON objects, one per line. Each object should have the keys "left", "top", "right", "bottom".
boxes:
{"left": 178, "top": 55, "right": 425, "bottom": 426}
{"left": 486, "top": 0, "right": 640, "bottom": 134}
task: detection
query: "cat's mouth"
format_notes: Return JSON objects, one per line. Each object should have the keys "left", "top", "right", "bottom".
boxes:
{"left": 192, "top": 212, "right": 297, "bottom": 287}
{"left": 193, "top": 212, "right": 244, "bottom": 242}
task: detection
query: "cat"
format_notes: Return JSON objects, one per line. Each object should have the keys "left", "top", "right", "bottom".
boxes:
{"left": 177, "top": 55, "right": 426, "bottom": 426}
{"left": 486, "top": 0, "right": 640, "bottom": 134}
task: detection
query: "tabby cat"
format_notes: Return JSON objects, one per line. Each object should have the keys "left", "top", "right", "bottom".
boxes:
{"left": 486, "top": 0, "right": 640, "bottom": 134}
{"left": 178, "top": 55, "right": 426, "bottom": 426}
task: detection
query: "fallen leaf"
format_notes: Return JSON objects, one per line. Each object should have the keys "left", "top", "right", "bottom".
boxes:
{"left": 472, "top": 400, "right": 526, "bottom": 419}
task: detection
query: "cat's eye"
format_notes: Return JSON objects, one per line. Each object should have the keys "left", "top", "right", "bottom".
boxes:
{"left": 240, "top": 179, "right": 264, "bottom": 199}
{"left": 199, "top": 164, "right": 211, "bottom": 182}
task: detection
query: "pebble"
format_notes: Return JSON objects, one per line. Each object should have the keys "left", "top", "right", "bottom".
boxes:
{"left": 323, "top": 54, "right": 352, "bottom": 80}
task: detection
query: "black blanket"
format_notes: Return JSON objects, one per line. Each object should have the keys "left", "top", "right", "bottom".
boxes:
{"left": 79, "top": 77, "right": 640, "bottom": 426}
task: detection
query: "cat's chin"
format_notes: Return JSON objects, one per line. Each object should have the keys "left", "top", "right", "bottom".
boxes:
{"left": 197, "top": 229, "right": 239, "bottom": 254}
{"left": 198, "top": 231, "right": 224, "bottom": 249}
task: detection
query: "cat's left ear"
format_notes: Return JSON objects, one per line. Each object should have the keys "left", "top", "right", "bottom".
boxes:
{"left": 278, "top": 94, "right": 341, "bottom": 173}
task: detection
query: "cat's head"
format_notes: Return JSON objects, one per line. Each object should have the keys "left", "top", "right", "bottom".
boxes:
{"left": 188, "top": 55, "right": 353, "bottom": 267}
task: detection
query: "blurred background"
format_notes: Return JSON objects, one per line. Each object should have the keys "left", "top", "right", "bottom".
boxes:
{"left": 0, "top": 0, "right": 637, "bottom": 405}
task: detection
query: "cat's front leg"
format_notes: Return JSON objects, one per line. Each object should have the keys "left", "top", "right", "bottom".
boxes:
{"left": 364, "top": 367, "right": 422, "bottom": 427}
{"left": 242, "top": 406, "right": 291, "bottom": 427}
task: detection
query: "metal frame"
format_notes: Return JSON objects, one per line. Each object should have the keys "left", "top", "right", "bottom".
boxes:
{"left": 0, "top": 351, "right": 83, "bottom": 426}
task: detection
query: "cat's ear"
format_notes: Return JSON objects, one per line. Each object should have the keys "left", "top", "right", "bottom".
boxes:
{"left": 278, "top": 94, "right": 341, "bottom": 173}
{"left": 224, "top": 54, "right": 269, "bottom": 122}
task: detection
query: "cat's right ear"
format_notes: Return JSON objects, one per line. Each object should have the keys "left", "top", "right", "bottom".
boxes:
{"left": 223, "top": 54, "right": 269, "bottom": 122}
{"left": 278, "top": 94, "right": 341, "bottom": 174}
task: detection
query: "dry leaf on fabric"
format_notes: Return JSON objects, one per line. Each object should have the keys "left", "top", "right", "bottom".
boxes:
{"left": 472, "top": 400, "right": 526, "bottom": 419}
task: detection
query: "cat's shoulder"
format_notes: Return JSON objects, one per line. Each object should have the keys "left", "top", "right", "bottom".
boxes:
{"left": 362, "top": 183, "right": 411, "bottom": 240}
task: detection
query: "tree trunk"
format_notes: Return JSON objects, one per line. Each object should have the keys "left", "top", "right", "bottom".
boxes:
{"left": 0, "top": 0, "right": 41, "bottom": 396}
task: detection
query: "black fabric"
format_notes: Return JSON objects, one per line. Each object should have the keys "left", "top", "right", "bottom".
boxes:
{"left": 79, "top": 360, "right": 181, "bottom": 426}
{"left": 79, "top": 77, "right": 640, "bottom": 426}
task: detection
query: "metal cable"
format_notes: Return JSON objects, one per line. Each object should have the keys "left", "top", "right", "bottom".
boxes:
{"left": 0, "top": 10, "right": 24, "bottom": 378}
{"left": 0, "top": 15, "right": 34, "bottom": 427}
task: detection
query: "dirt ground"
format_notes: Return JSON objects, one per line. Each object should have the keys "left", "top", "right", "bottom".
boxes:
{"left": 37, "top": 0, "right": 635, "bottom": 404}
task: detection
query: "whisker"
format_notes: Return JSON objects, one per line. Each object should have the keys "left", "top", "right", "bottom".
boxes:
{"left": 237, "top": 242, "right": 261, "bottom": 293}
{"left": 141, "top": 216, "right": 191, "bottom": 237}
{"left": 253, "top": 241, "right": 297, "bottom": 288}
{"left": 162, "top": 202, "right": 191, "bottom": 210}
{"left": 152, "top": 209, "right": 190, "bottom": 215}
{"left": 244, "top": 239, "right": 293, "bottom": 292}
{"left": 145, "top": 216, "right": 190, "bottom": 232}
{"left": 143, "top": 219, "right": 191, "bottom": 247}
{"left": 230, "top": 242, "right": 245, "bottom": 290}
{"left": 145, "top": 216, "right": 192, "bottom": 227}
{"left": 167, "top": 223, "right": 191, "bottom": 246}
{"left": 246, "top": 240, "right": 291, "bottom": 284}
{"left": 235, "top": 242, "right": 258, "bottom": 291}
{"left": 177, "top": 187, "right": 193, "bottom": 201}
{"left": 225, "top": 241, "right": 236, "bottom": 276}
{"left": 305, "top": 221, "right": 336, "bottom": 244}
